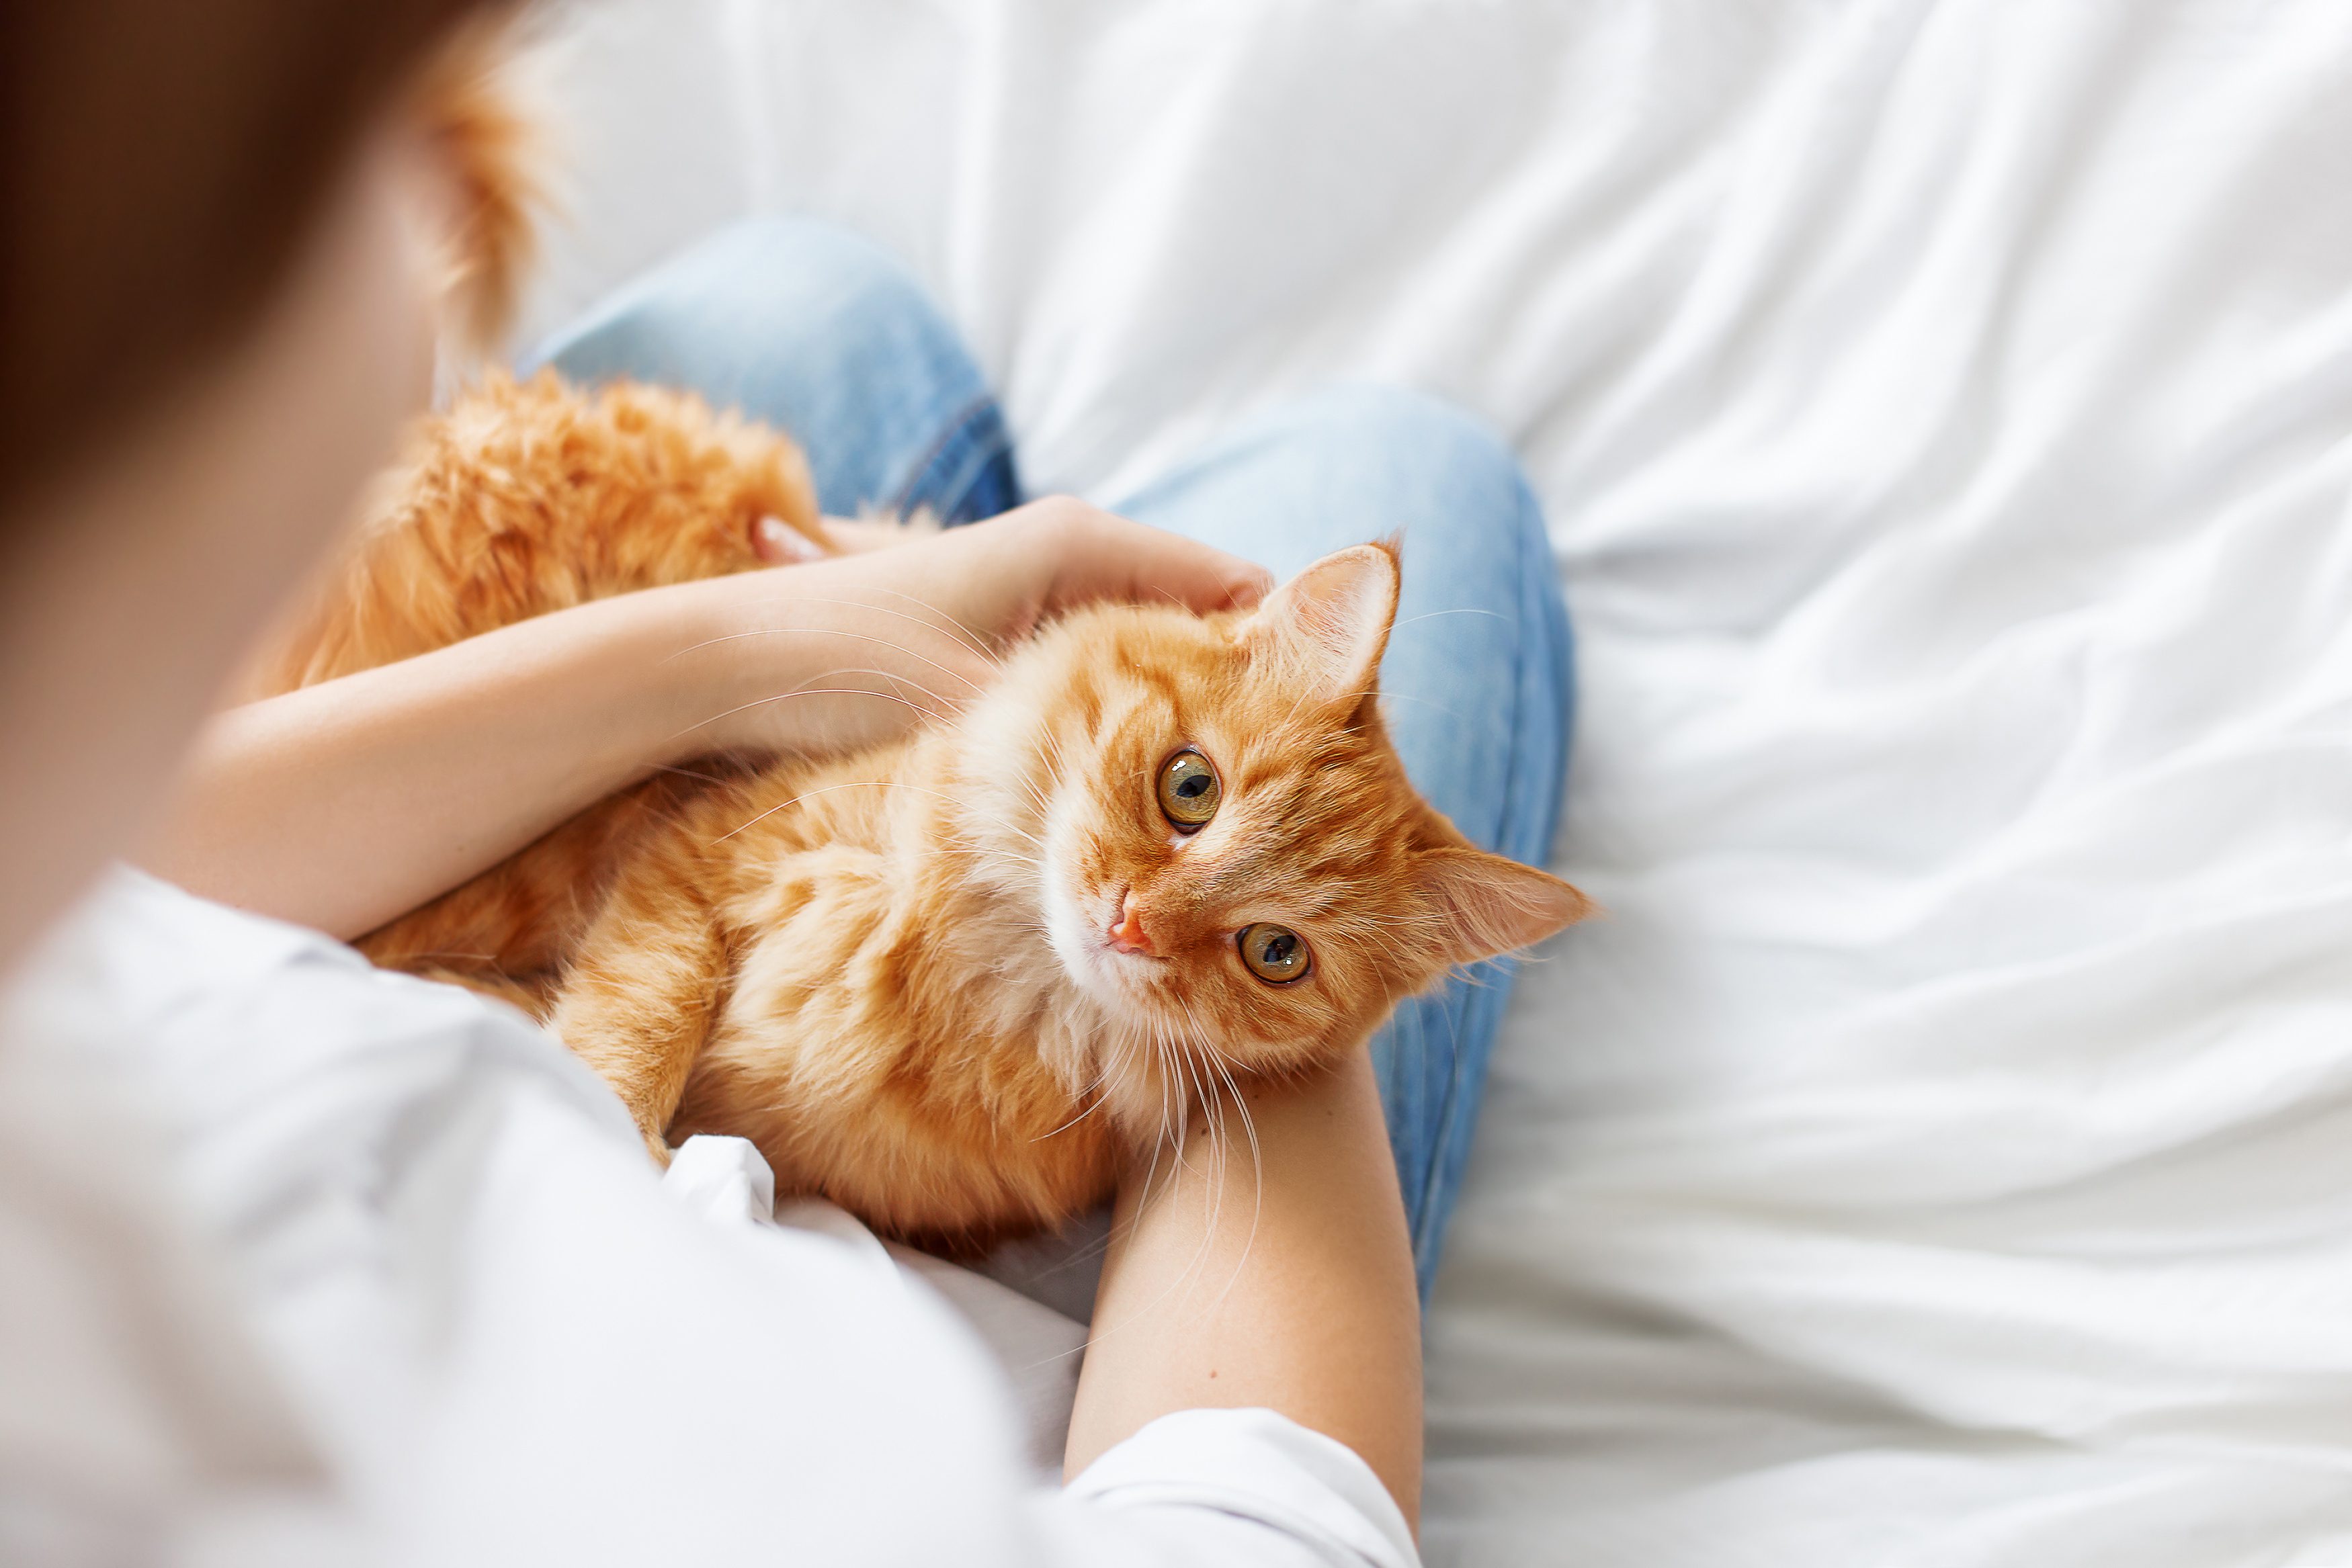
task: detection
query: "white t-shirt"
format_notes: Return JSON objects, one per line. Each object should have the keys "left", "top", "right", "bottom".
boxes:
{"left": 0, "top": 870, "right": 1417, "bottom": 1568}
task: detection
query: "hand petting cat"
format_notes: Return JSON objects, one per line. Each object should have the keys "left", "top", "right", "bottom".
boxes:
{"left": 705, "top": 495, "right": 1275, "bottom": 756}
{"left": 808, "top": 495, "right": 1275, "bottom": 629}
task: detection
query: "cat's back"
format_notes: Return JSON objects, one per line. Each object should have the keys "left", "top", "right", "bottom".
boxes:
{"left": 666, "top": 733, "right": 934, "bottom": 912}
{"left": 253, "top": 370, "right": 816, "bottom": 694}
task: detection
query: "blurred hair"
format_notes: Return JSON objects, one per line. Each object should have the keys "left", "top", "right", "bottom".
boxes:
{"left": 0, "top": 0, "right": 505, "bottom": 523}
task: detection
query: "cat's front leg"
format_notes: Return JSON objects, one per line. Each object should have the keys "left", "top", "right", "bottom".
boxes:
{"left": 548, "top": 861, "right": 730, "bottom": 1165}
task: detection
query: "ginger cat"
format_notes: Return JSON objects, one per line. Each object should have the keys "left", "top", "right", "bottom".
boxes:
{"left": 263, "top": 371, "right": 1589, "bottom": 1246}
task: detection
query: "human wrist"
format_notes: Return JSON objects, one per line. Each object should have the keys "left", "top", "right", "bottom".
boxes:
{"left": 1076, "top": 1041, "right": 1420, "bottom": 1517}
{"left": 1114, "top": 1045, "right": 1389, "bottom": 1205}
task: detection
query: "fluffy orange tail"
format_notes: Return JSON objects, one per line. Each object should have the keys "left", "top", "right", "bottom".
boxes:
{"left": 411, "top": 17, "right": 544, "bottom": 354}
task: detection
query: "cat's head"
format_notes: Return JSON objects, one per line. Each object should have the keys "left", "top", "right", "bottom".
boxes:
{"left": 993, "top": 541, "right": 1589, "bottom": 1083}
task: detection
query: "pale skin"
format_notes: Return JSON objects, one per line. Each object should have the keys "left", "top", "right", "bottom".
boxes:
{"left": 2, "top": 121, "right": 1422, "bottom": 1532}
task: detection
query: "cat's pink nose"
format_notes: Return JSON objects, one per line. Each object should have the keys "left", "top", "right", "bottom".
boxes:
{"left": 1108, "top": 891, "right": 1158, "bottom": 957}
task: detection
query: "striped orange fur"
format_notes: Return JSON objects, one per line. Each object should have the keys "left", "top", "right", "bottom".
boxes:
{"left": 268, "top": 373, "right": 1588, "bottom": 1245}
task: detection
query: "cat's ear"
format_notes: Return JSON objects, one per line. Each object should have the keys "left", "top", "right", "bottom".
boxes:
{"left": 1415, "top": 847, "right": 1591, "bottom": 966}
{"left": 1238, "top": 542, "right": 1400, "bottom": 703}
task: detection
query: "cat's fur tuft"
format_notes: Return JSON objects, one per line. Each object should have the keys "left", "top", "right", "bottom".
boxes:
{"left": 409, "top": 17, "right": 545, "bottom": 356}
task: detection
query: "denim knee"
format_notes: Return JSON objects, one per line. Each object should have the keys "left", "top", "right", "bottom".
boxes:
{"left": 540, "top": 217, "right": 952, "bottom": 380}
{"left": 1255, "top": 384, "right": 1545, "bottom": 558}
{"left": 1283, "top": 386, "right": 1571, "bottom": 856}
{"left": 531, "top": 217, "right": 1016, "bottom": 519}
{"left": 644, "top": 218, "right": 960, "bottom": 383}
{"left": 1271, "top": 383, "right": 1510, "bottom": 462}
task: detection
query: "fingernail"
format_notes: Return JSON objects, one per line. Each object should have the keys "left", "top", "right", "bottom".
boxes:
{"left": 756, "top": 515, "right": 821, "bottom": 564}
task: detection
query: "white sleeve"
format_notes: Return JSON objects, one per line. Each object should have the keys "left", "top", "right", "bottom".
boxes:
{"left": 20, "top": 873, "right": 1422, "bottom": 1568}
{"left": 1029, "top": 1408, "right": 1421, "bottom": 1568}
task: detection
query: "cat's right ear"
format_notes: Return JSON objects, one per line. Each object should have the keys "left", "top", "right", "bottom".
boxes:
{"left": 1237, "top": 542, "right": 1400, "bottom": 704}
{"left": 1415, "top": 847, "right": 1591, "bottom": 967}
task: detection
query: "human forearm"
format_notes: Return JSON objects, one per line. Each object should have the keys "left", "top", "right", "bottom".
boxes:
{"left": 144, "top": 576, "right": 743, "bottom": 939}
{"left": 1064, "top": 1049, "right": 1423, "bottom": 1530}
{"left": 142, "top": 504, "right": 1271, "bottom": 942}
{"left": 144, "top": 549, "right": 997, "bottom": 938}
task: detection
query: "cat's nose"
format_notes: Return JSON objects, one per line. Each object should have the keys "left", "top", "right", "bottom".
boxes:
{"left": 1108, "top": 890, "right": 1159, "bottom": 957}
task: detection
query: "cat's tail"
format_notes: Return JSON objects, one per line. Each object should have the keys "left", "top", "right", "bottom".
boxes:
{"left": 411, "top": 16, "right": 546, "bottom": 356}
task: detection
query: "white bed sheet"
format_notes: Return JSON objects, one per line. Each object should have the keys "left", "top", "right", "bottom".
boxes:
{"left": 511, "top": 3, "right": 2352, "bottom": 1561}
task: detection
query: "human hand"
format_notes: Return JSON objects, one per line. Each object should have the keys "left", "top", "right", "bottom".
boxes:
{"left": 788, "top": 498, "right": 1274, "bottom": 634}
{"left": 676, "top": 497, "right": 1272, "bottom": 758}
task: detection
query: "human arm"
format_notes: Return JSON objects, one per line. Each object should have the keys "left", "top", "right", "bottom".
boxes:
{"left": 143, "top": 499, "right": 1270, "bottom": 940}
{"left": 1063, "top": 1047, "right": 1424, "bottom": 1533}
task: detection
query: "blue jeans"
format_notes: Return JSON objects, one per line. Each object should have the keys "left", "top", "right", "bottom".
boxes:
{"left": 531, "top": 218, "right": 1574, "bottom": 1300}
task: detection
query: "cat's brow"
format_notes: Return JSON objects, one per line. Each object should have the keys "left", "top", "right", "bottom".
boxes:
{"left": 1191, "top": 838, "right": 1277, "bottom": 906}
{"left": 1191, "top": 797, "right": 1361, "bottom": 914}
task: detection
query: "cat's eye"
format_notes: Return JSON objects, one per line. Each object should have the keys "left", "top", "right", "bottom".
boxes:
{"left": 1157, "top": 748, "right": 1221, "bottom": 830}
{"left": 1237, "top": 922, "right": 1310, "bottom": 984}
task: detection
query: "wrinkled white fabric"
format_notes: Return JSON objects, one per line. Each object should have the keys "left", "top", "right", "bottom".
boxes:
{"left": 664, "top": 1137, "right": 1090, "bottom": 1476}
{"left": 512, "top": 2, "right": 2352, "bottom": 1561}
{"left": 0, "top": 873, "right": 1415, "bottom": 1568}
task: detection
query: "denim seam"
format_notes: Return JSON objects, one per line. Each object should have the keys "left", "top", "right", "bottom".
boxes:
{"left": 891, "top": 392, "right": 1015, "bottom": 522}
{"left": 1413, "top": 476, "right": 1549, "bottom": 1287}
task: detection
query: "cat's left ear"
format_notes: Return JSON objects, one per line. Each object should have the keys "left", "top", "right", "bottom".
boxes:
{"left": 1415, "top": 846, "right": 1591, "bottom": 966}
{"left": 1238, "top": 541, "right": 1400, "bottom": 703}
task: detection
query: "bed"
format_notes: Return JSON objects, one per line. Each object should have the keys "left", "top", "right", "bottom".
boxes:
{"left": 510, "top": 3, "right": 2352, "bottom": 1560}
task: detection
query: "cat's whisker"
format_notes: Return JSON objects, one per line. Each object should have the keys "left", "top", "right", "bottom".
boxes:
{"left": 1039, "top": 729, "right": 1077, "bottom": 795}
{"left": 1187, "top": 1039, "right": 1226, "bottom": 1212}
{"left": 1171, "top": 995, "right": 1263, "bottom": 1303}
{"left": 712, "top": 772, "right": 1046, "bottom": 852}
{"left": 1027, "top": 1089, "right": 1106, "bottom": 1142}
{"left": 1193, "top": 1037, "right": 1264, "bottom": 1316}
{"left": 1025, "top": 1025, "right": 1123, "bottom": 1150}
{"left": 1372, "top": 690, "right": 1466, "bottom": 720}
{"left": 690, "top": 621, "right": 989, "bottom": 697}
{"left": 882, "top": 781, "right": 1050, "bottom": 847}
{"left": 764, "top": 659, "right": 966, "bottom": 715}
{"left": 1154, "top": 1027, "right": 1189, "bottom": 1177}
{"left": 662, "top": 597, "right": 1000, "bottom": 679}
{"left": 1131, "top": 1033, "right": 1175, "bottom": 1219}
{"left": 1159, "top": 1022, "right": 1232, "bottom": 1298}
{"left": 1055, "top": 1115, "right": 1212, "bottom": 1370}
{"left": 671, "top": 674, "right": 953, "bottom": 746}
{"left": 1391, "top": 607, "right": 1508, "bottom": 627}
{"left": 1148, "top": 1032, "right": 1218, "bottom": 1293}
{"left": 1000, "top": 759, "right": 1057, "bottom": 826}
{"left": 708, "top": 778, "right": 919, "bottom": 842}
{"left": 1022, "top": 766, "right": 1056, "bottom": 803}
{"left": 1194, "top": 1049, "right": 1234, "bottom": 1274}
{"left": 932, "top": 845, "right": 1046, "bottom": 871}
{"left": 646, "top": 760, "right": 734, "bottom": 786}
{"left": 1168, "top": 1020, "right": 1210, "bottom": 1186}
{"left": 853, "top": 585, "right": 1007, "bottom": 667}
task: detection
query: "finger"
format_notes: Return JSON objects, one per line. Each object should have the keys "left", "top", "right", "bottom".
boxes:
{"left": 1054, "top": 509, "right": 1276, "bottom": 615}
{"left": 753, "top": 514, "right": 826, "bottom": 564}
{"left": 817, "top": 515, "right": 924, "bottom": 555}
{"left": 1111, "top": 524, "right": 1275, "bottom": 613}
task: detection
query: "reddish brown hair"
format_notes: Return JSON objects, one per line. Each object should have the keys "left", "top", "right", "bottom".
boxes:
{"left": 0, "top": 0, "right": 503, "bottom": 521}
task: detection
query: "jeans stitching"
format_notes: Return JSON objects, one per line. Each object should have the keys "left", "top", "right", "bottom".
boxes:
{"left": 892, "top": 393, "right": 1015, "bottom": 523}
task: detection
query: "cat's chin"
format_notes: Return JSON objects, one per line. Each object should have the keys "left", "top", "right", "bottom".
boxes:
{"left": 1039, "top": 878, "right": 1164, "bottom": 1010}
